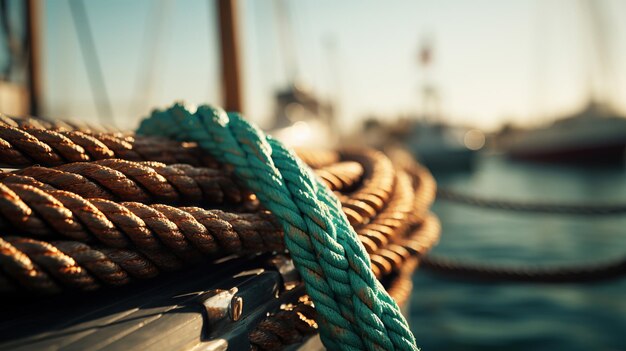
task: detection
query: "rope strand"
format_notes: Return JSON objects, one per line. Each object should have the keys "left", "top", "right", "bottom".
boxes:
{"left": 0, "top": 183, "right": 283, "bottom": 259}
{"left": 4, "top": 160, "right": 242, "bottom": 205}
{"left": 0, "top": 116, "right": 217, "bottom": 167}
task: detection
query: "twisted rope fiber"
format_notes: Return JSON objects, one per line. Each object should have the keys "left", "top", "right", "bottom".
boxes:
{"left": 250, "top": 261, "right": 421, "bottom": 351}
{"left": 1, "top": 113, "right": 113, "bottom": 133}
{"left": 0, "top": 147, "right": 438, "bottom": 345}
{"left": 248, "top": 208, "right": 441, "bottom": 351}
{"left": 0, "top": 190, "right": 437, "bottom": 295}
{"left": 0, "top": 182, "right": 283, "bottom": 269}
{"left": 339, "top": 149, "right": 396, "bottom": 227}
{"left": 437, "top": 188, "right": 626, "bottom": 215}
{"left": 0, "top": 161, "right": 432, "bottom": 293}
{"left": 314, "top": 161, "right": 364, "bottom": 192}
{"left": 0, "top": 112, "right": 428, "bottom": 350}
{"left": 292, "top": 148, "right": 340, "bottom": 169}
{"left": 3, "top": 159, "right": 242, "bottom": 205}
{"left": 137, "top": 104, "right": 418, "bottom": 351}
{"left": 141, "top": 106, "right": 362, "bottom": 351}
{"left": 0, "top": 236, "right": 159, "bottom": 293}
{"left": 270, "top": 146, "right": 439, "bottom": 350}
{"left": 355, "top": 160, "right": 438, "bottom": 277}
{"left": 0, "top": 115, "right": 217, "bottom": 168}
{"left": 0, "top": 112, "right": 434, "bottom": 300}
{"left": 3, "top": 158, "right": 368, "bottom": 217}
{"left": 249, "top": 212, "right": 441, "bottom": 351}
{"left": 370, "top": 213, "right": 441, "bottom": 279}
{"left": 356, "top": 172, "right": 415, "bottom": 255}
{"left": 2, "top": 153, "right": 394, "bottom": 292}
{"left": 250, "top": 296, "right": 319, "bottom": 351}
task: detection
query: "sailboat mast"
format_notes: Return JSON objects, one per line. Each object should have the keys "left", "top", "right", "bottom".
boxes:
{"left": 26, "top": 0, "right": 42, "bottom": 116}
{"left": 217, "top": 0, "right": 243, "bottom": 112}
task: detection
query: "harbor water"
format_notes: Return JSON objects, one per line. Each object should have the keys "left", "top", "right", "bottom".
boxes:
{"left": 410, "top": 155, "right": 626, "bottom": 351}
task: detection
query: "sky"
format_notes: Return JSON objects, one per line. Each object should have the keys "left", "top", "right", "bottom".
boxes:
{"left": 42, "top": 0, "right": 626, "bottom": 132}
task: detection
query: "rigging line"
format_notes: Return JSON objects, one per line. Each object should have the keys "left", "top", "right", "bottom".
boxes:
{"left": 129, "top": 0, "right": 170, "bottom": 119}
{"left": 68, "top": 0, "right": 114, "bottom": 125}
{"left": 0, "top": 0, "right": 13, "bottom": 80}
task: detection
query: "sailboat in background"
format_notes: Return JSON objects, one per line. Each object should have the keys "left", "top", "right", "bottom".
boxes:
{"left": 503, "top": 101, "right": 626, "bottom": 163}
{"left": 402, "top": 38, "right": 484, "bottom": 171}
{"left": 502, "top": 0, "right": 626, "bottom": 164}
{"left": 266, "top": 0, "right": 336, "bottom": 148}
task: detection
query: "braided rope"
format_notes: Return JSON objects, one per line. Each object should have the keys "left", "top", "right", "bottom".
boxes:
{"left": 137, "top": 103, "right": 418, "bottom": 351}
{"left": 249, "top": 210, "right": 441, "bottom": 351}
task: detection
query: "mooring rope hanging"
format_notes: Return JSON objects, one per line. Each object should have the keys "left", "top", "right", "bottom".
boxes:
{"left": 428, "top": 182, "right": 626, "bottom": 282}
{"left": 421, "top": 255, "right": 626, "bottom": 283}
{"left": 437, "top": 188, "right": 626, "bottom": 215}
{"left": 137, "top": 103, "right": 420, "bottom": 351}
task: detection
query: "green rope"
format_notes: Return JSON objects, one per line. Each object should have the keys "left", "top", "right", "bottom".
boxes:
{"left": 137, "top": 103, "right": 418, "bottom": 351}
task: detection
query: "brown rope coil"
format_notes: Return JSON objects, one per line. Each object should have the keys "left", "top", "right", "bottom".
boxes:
{"left": 0, "top": 113, "right": 439, "bottom": 301}
{"left": 339, "top": 148, "right": 396, "bottom": 226}
{"left": 0, "top": 182, "right": 283, "bottom": 272}
{"left": 313, "top": 161, "right": 364, "bottom": 192}
{"left": 0, "top": 138, "right": 440, "bottom": 294}
{"left": 0, "top": 236, "right": 159, "bottom": 294}
{"left": 291, "top": 148, "right": 340, "bottom": 169}
{"left": 0, "top": 116, "right": 218, "bottom": 168}
{"left": 2, "top": 159, "right": 242, "bottom": 205}
{"left": 250, "top": 296, "right": 319, "bottom": 351}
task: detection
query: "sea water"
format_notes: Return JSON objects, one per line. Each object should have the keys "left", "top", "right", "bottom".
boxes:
{"left": 410, "top": 155, "right": 626, "bottom": 351}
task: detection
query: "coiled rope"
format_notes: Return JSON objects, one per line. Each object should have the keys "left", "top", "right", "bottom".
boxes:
{"left": 137, "top": 103, "right": 419, "bottom": 351}
{"left": 0, "top": 110, "right": 438, "bottom": 351}
{"left": 0, "top": 154, "right": 435, "bottom": 292}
